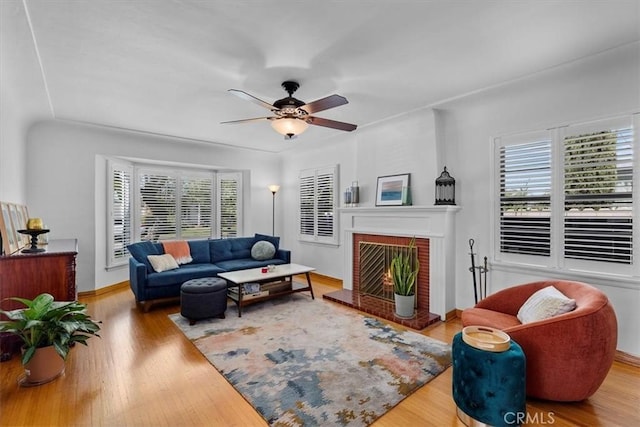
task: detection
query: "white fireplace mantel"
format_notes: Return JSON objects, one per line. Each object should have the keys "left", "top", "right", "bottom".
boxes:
{"left": 340, "top": 205, "right": 461, "bottom": 319}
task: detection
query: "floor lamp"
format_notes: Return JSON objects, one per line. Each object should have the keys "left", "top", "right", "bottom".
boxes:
{"left": 268, "top": 185, "right": 280, "bottom": 235}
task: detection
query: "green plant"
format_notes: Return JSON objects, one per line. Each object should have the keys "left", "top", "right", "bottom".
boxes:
{"left": 390, "top": 237, "right": 419, "bottom": 296}
{"left": 0, "top": 293, "right": 101, "bottom": 365}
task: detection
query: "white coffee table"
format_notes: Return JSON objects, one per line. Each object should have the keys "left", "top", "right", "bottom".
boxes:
{"left": 218, "top": 263, "right": 315, "bottom": 317}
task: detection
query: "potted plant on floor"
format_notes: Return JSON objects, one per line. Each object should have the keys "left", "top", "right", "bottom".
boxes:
{"left": 391, "top": 237, "right": 419, "bottom": 319}
{"left": 0, "top": 293, "right": 101, "bottom": 386}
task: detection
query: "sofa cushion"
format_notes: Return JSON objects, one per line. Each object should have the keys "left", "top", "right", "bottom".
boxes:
{"left": 254, "top": 233, "right": 280, "bottom": 251}
{"left": 214, "top": 257, "right": 286, "bottom": 272}
{"left": 148, "top": 254, "right": 180, "bottom": 272}
{"left": 251, "top": 240, "right": 276, "bottom": 260}
{"left": 188, "top": 239, "right": 211, "bottom": 264}
{"left": 517, "top": 285, "right": 577, "bottom": 324}
{"left": 210, "top": 237, "right": 254, "bottom": 262}
{"left": 127, "top": 241, "right": 162, "bottom": 273}
{"left": 146, "top": 264, "right": 225, "bottom": 288}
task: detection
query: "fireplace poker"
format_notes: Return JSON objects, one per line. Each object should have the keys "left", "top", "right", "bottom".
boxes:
{"left": 468, "top": 238, "right": 478, "bottom": 304}
{"left": 483, "top": 256, "right": 488, "bottom": 300}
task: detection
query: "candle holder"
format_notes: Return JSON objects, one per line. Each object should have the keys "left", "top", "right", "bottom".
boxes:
{"left": 17, "top": 229, "right": 50, "bottom": 253}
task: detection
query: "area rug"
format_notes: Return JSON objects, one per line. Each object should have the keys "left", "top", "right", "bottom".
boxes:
{"left": 169, "top": 294, "right": 451, "bottom": 426}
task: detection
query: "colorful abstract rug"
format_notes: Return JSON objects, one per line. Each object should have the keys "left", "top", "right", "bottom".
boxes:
{"left": 169, "top": 294, "right": 451, "bottom": 426}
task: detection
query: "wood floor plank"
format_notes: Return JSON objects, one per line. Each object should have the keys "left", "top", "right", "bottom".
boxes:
{"left": 1, "top": 276, "right": 638, "bottom": 426}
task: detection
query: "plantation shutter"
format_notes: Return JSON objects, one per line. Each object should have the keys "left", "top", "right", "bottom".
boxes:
{"left": 316, "top": 170, "right": 334, "bottom": 237}
{"left": 299, "top": 165, "right": 338, "bottom": 244}
{"left": 299, "top": 172, "right": 315, "bottom": 238}
{"left": 218, "top": 173, "right": 242, "bottom": 238}
{"left": 138, "top": 170, "right": 177, "bottom": 241}
{"left": 108, "top": 160, "right": 133, "bottom": 267}
{"left": 498, "top": 139, "right": 552, "bottom": 256}
{"left": 180, "top": 174, "right": 213, "bottom": 239}
{"left": 563, "top": 124, "right": 633, "bottom": 264}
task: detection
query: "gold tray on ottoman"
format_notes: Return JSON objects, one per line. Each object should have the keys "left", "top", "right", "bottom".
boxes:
{"left": 462, "top": 326, "right": 511, "bottom": 352}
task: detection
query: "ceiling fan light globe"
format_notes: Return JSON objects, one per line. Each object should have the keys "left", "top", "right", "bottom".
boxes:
{"left": 271, "top": 118, "right": 308, "bottom": 137}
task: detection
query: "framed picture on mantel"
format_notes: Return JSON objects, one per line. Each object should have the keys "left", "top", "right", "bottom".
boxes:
{"left": 375, "top": 173, "right": 410, "bottom": 206}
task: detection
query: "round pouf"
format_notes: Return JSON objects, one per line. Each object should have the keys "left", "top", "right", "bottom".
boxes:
{"left": 180, "top": 277, "right": 227, "bottom": 325}
{"left": 452, "top": 332, "right": 526, "bottom": 427}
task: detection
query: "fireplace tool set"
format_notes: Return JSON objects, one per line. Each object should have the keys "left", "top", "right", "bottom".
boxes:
{"left": 468, "top": 238, "right": 489, "bottom": 304}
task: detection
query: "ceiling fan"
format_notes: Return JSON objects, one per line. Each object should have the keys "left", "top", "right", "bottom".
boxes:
{"left": 221, "top": 81, "right": 357, "bottom": 140}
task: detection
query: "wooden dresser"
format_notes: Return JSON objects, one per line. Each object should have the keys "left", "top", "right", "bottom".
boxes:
{"left": 0, "top": 239, "right": 78, "bottom": 358}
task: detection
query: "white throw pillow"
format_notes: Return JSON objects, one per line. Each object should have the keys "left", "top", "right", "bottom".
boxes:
{"left": 147, "top": 254, "right": 179, "bottom": 273}
{"left": 517, "top": 285, "right": 577, "bottom": 324}
{"left": 251, "top": 240, "right": 276, "bottom": 260}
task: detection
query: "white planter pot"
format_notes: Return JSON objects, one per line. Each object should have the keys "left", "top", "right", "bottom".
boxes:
{"left": 394, "top": 293, "right": 415, "bottom": 319}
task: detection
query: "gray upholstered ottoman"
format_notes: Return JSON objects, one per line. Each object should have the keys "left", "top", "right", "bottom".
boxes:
{"left": 180, "top": 277, "right": 227, "bottom": 325}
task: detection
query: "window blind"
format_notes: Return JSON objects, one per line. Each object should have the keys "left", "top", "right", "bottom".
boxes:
{"left": 316, "top": 171, "right": 334, "bottom": 237}
{"left": 499, "top": 140, "right": 552, "bottom": 256}
{"left": 108, "top": 161, "right": 132, "bottom": 267}
{"left": 180, "top": 175, "right": 213, "bottom": 239}
{"left": 139, "top": 171, "right": 177, "bottom": 241}
{"left": 299, "top": 165, "right": 338, "bottom": 244}
{"left": 563, "top": 127, "right": 633, "bottom": 264}
{"left": 299, "top": 174, "right": 315, "bottom": 237}
{"left": 218, "top": 173, "right": 241, "bottom": 238}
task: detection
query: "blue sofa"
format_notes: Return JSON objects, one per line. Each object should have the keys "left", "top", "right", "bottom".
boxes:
{"left": 127, "top": 234, "right": 290, "bottom": 310}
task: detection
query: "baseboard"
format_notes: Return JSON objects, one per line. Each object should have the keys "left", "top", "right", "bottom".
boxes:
{"left": 445, "top": 309, "right": 459, "bottom": 322}
{"left": 77, "top": 281, "right": 129, "bottom": 298}
{"left": 615, "top": 350, "right": 640, "bottom": 367}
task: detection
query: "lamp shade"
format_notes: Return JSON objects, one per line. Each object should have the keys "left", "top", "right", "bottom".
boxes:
{"left": 268, "top": 184, "right": 280, "bottom": 194}
{"left": 271, "top": 118, "right": 308, "bottom": 137}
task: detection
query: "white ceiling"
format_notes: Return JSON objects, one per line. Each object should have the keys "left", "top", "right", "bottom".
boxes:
{"left": 17, "top": 0, "right": 640, "bottom": 152}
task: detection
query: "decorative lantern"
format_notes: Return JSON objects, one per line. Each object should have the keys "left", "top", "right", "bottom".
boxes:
{"left": 435, "top": 167, "right": 455, "bottom": 205}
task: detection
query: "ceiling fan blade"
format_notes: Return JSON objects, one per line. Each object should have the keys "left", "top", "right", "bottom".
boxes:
{"left": 300, "top": 94, "right": 348, "bottom": 114}
{"left": 306, "top": 116, "right": 357, "bottom": 132}
{"left": 228, "top": 89, "right": 277, "bottom": 111}
{"left": 220, "top": 117, "right": 274, "bottom": 124}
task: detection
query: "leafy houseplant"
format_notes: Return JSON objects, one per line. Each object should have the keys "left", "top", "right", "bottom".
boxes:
{"left": 0, "top": 293, "right": 101, "bottom": 373}
{"left": 390, "top": 237, "right": 419, "bottom": 296}
{"left": 390, "top": 237, "right": 419, "bottom": 318}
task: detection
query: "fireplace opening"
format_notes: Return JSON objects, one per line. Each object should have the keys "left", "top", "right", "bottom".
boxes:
{"left": 359, "top": 241, "right": 418, "bottom": 307}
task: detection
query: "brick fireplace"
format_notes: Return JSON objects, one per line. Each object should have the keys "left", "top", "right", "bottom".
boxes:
{"left": 324, "top": 206, "right": 460, "bottom": 330}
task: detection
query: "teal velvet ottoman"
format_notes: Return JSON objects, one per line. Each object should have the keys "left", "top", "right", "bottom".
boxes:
{"left": 452, "top": 331, "right": 526, "bottom": 426}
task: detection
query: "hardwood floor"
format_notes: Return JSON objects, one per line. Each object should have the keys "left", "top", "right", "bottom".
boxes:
{"left": 1, "top": 277, "right": 638, "bottom": 426}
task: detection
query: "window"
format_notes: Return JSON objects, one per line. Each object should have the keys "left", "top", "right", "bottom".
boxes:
{"left": 495, "top": 115, "right": 637, "bottom": 276}
{"left": 217, "top": 172, "right": 243, "bottom": 238}
{"left": 499, "top": 138, "right": 552, "bottom": 256}
{"left": 299, "top": 165, "right": 339, "bottom": 244}
{"left": 107, "top": 160, "right": 133, "bottom": 268}
{"left": 107, "top": 161, "right": 243, "bottom": 268}
{"left": 563, "top": 125, "right": 633, "bottom": 264}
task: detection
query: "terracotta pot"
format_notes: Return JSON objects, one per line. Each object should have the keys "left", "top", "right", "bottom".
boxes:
{"left": 21, "top": 346, "right": 65, "bottom": 386}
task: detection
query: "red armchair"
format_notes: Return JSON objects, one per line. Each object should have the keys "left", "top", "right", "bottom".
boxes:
{"left": 461, "top": 280, "right": 617, "bottom": 401}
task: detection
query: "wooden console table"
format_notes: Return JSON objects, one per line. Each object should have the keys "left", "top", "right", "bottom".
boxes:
{"left": 0, "top": 239, "right": 78, "bottom": 359}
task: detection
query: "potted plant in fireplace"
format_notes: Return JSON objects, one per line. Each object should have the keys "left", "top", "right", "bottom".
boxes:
{"left": 390, "top": 237, "right": 419, "bottom": 319}
{"left": 0, "top": 293, "right": 101, "bottom": 386}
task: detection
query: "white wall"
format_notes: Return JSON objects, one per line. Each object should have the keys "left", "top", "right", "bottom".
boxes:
{"left": 438, "top": 42, "right": 640, "bottom": 356}
{"left": 26, "top": 120, "right": 281, "bottom": 293}
{"left": 0, "top": 1, "right": 51, "bottom": 203}
{"left": 281, "top": 108, "right": 441, "bottom": 279}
